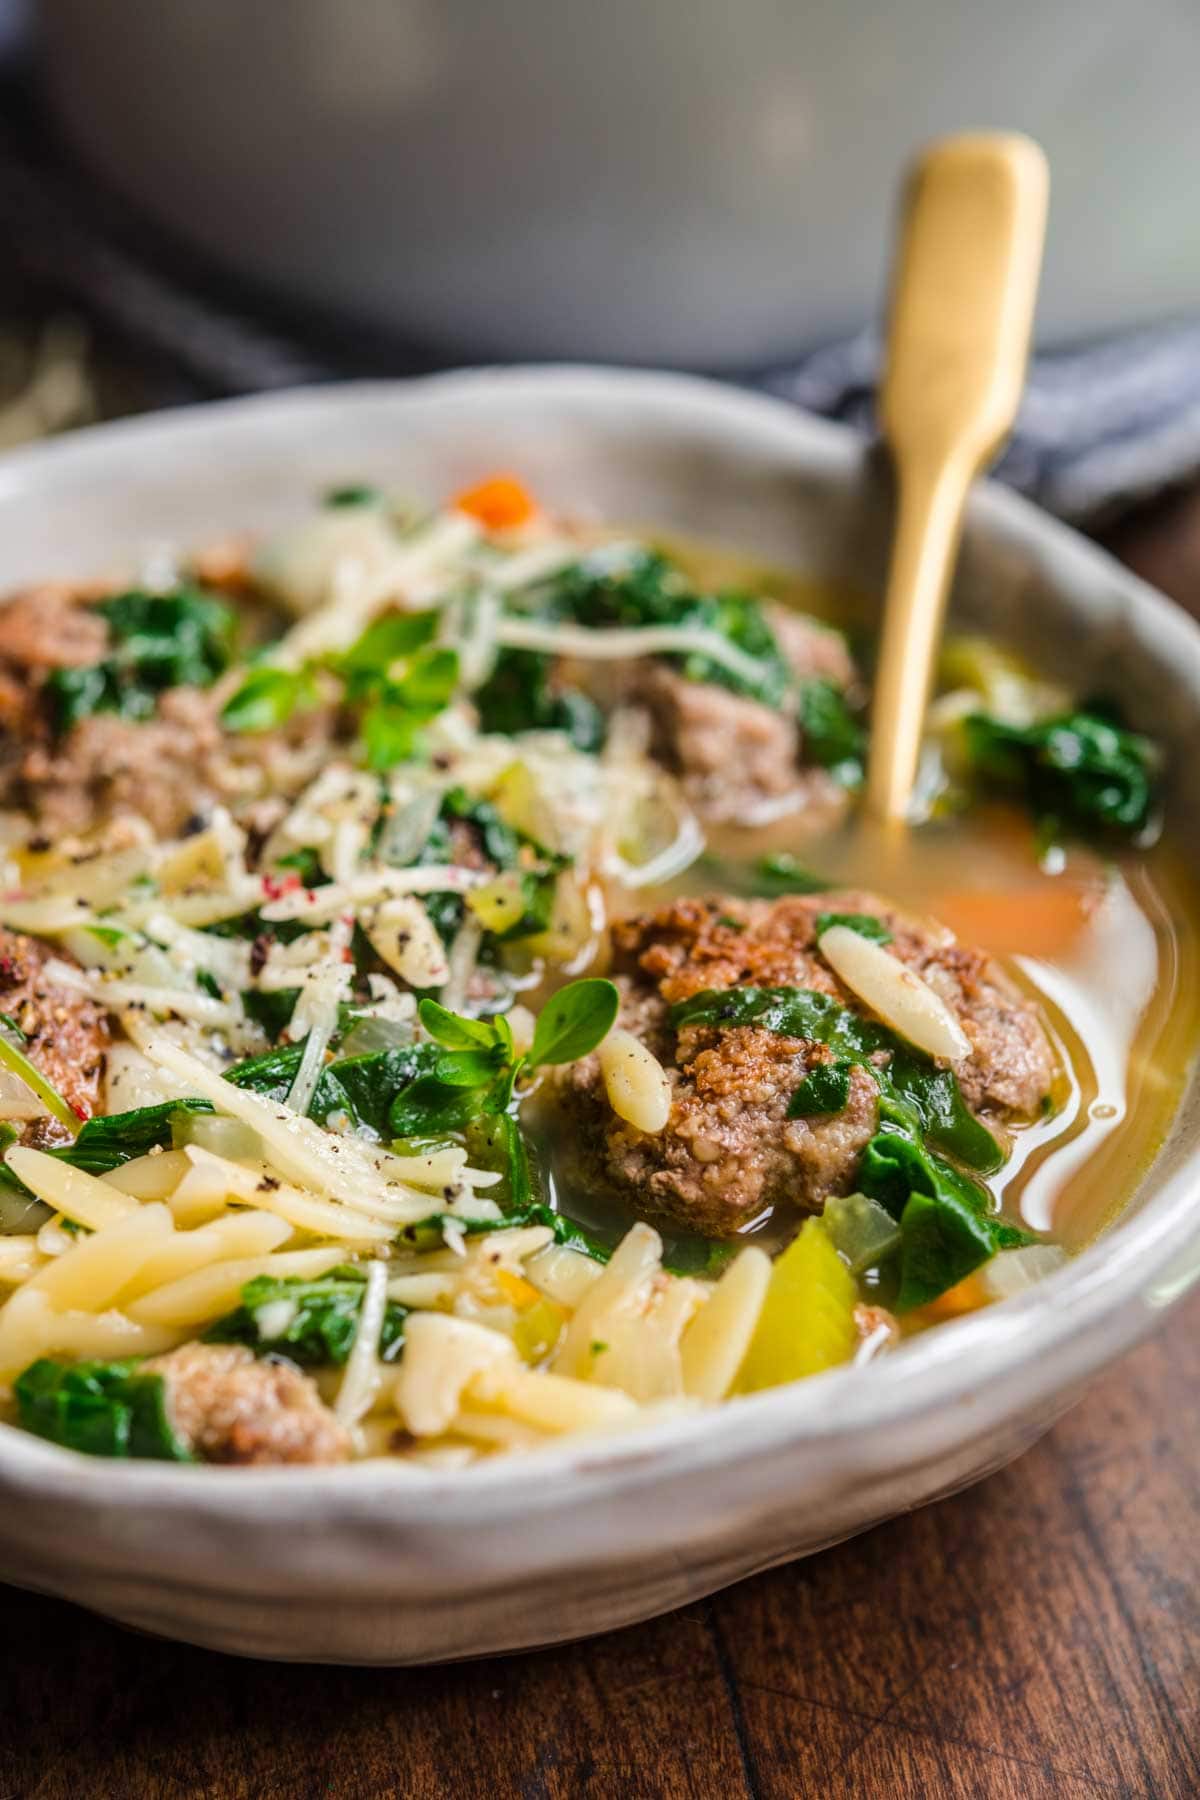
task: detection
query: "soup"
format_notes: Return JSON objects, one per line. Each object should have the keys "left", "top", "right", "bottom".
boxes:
{"left": 0, "top": 472, "right": 1193, "bottom": 1466}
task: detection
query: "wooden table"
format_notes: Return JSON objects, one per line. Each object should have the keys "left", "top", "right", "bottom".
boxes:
{"left": 3, "top": 488, "right": 1199, "bottom": 1800}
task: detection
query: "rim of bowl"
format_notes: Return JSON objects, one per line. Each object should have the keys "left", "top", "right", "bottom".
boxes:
{"left": 0, "top": 364, "right": 1197, "bottom": 1520}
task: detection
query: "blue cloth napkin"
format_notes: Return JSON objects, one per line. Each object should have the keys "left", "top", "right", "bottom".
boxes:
{"left": 761, "top": 323, "right": 1200, "bottom": 522}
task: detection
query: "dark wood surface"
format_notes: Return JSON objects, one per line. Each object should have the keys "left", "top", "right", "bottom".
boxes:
{"left": 3, "top": 489, "right": 1200, "bottom": 1800}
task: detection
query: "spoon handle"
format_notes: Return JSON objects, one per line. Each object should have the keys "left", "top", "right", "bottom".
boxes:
{"left": 865, "top": 133, "right": 1048, "bottom": 824}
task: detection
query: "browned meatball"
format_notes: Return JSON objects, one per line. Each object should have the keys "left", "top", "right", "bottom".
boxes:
{"left": 561, "top": 605, "right": 858, "bottom": 823}
{"left": 144, "top": 1343, "right": 351, "bottom": 1466}
{"left": 551, "top": 892, "right": 1056, "bottom": 1238}
{"left": 0, "top": 927, "right": 109, "bottom": 1147}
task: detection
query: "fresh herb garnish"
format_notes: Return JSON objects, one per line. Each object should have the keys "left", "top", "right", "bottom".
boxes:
{"left": 963, "top": 706, "right": 1161, "bottom": 841}
{"left": 14, "top": 1357, "right": 192, "bottom": 1460}
{"left": 324, "top": 484, "right": 383, "bottom": 508}
{"left": 204, "top": 1268, "right": 407, "bottom": 1366}
{"left": 219, "top": 666, "right": 318, "bottom": 733}
{"left": 45, "top": 587, "right": 237, "bottom": 735}
{"left": 814, "top": 911, "right": 893, "bottom": 945}
{"left": 391, "top": 979, "right": 618, "bottom": 1154}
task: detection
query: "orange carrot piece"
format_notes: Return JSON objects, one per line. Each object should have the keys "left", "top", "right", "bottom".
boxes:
{"left": 452, "top": 474, "right": 538, "bottom": 532}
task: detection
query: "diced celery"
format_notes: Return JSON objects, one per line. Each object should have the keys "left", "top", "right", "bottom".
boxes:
{"left": 735, "top": 1218, "right": 859, "bottom": 1393}
{"left": 822, "top": 1191, "right": 902, "bottom": 1276}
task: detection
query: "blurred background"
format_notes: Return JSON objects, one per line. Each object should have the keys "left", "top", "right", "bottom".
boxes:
{"left": 3, "top": 0, "right": 1200, "bottom": 522}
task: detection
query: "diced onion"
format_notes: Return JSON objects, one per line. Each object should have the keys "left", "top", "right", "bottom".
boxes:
{"left": 978, "top": 1244, "right": 1067, "bottom": 1301}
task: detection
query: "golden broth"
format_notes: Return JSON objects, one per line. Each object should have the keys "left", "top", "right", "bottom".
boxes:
{"left": 555, "top": 534, "right": 1200, "bottom": 1291}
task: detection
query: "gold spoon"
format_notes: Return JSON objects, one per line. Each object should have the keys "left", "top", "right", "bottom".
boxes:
{"left": 864, "top": 132, "right": 1049, "bottom": 825}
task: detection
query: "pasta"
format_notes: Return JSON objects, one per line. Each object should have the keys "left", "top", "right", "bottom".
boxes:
{"left": 0, "top": 475, "right": 1186, "bottom": 1470}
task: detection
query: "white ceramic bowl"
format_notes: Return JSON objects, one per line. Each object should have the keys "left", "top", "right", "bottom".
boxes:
{"left": 0, "top": 370, "right": 1198, "bottom": 1665}
{"left": 37, "top": 1, "right": 1200, "bottom": 364}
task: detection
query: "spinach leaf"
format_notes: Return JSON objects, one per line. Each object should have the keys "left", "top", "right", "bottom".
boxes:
{"left": 669, "top": 985, "right": 1002, "bottom": 1173}
{"left": 394, "top": 1202, "right": 613, "bottom": 1263}
{"left": 338, "top": 609, "right": 438, "bottom": 682}
{"left": 515, "top": 545, "right": 792, "bottom": 708}
{"left": 473, "top": 647, "right": 605, "bottom": 751}
{"left": 752, "top": 853, "right": 830, "bottom": 896}
{"left": 45, "top": 587, "right": 237, "bottom": 734}
{"left": 858, "top": 1100, "right": 1032, "bottom": 1310}
{"left": 527, "top": 978, "right": 620, "bottom": 1068}
{"left": 324, "top": 484, "right": 383, "bottom": 508}
{"left": 797, "top": 677, "right": 866, "bottom": 788}
{"left": 225, "top": 1040, "right": 438, "bottom": 1136}
{"left": 814, "top": 911, "right": 893, "bottom": 944}
{"left": 204, "top": 1268, "right": 407, "bottom": 1366}
{"left": 787, "top": 1060, "right": 852, "bottom": 1117}
{"left": 15, "top": 1357, "right": 192, "bottom": 1460}
{"left": 39, "top": 1099, "right": 213, "bottom": 1182}
{"left": 963, "top": 707, "right": 1161, "bottom": 840}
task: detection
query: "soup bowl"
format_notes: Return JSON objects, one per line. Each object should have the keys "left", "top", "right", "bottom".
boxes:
{"left": 0, "top": 368, "right": 1197, "bottom": 1664}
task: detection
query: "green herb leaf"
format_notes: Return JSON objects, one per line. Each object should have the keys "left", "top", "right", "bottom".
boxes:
{"left": 814, "top": 911, "right": 893, "bottom": 944}
{"left": 797, "top": 677, "right": 866, "bottom": 788}
{"left": 963, "top": 706, "right": 1161, "bottom": 841}
{"left": 514, "top": 545, "right": 792, "bottom": 708}
{"left": 857, "top": 1100, "right": 1032, "bottom": 1310}
{"left": 527, "top": 978, "right": 620, "bottom": 1068}
{"left": 434, "top": 1047, "right": 507, "bottom": 1087}
{"left": 339, "top": 609, "right": 438, "bottom": 678}
{"left": 393, "top": 1203, "right": 613, "bottom": 1263}
{"left": 45, "top": 587, "right": 237, "bottom": 735}
{"left": 787, "top": 1060, "right": 852, "bottom": 1117}
{"left": 324, "top": 484, "right": 383, "bottom": 508}
{"left": 14, "top": 1357, "right": 192, "bottom": 1460}
{"left": 473, "top": 647, "right": 605, "bottom": 751}
{"left": 417, "top": 998, "right": 499, "bottom": 1051}
{"left": 56, "top": 1099, "right": 214, "bottom": 1175}
{"left": 204, "top": 1269, "right": 407, "bottom": 1367}
{"left": 753, "top": 853, "right": 830, "bottom": 896}
{"left": 220, "top": 665, "right": 317, "bottom": 733}
{"left": 226, "top": 1041, "right": 438, "bottom": 1139}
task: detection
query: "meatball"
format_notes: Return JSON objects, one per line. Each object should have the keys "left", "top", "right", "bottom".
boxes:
{"left": 561, "top": 605, "right": 859, "bottom": 824}
{"left": 552, "top": 892, "right": 1056, "bottom": 1237}
{"left": 144, "top": 1342, "right": 350, "bottom": 1466}
{"left": 0, "top": 927, "right": 109, "bottom": 1147}
{"left": 13, "top": 677, "right": 347, "bottom": 840}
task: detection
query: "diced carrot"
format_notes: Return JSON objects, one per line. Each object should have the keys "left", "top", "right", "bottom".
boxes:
{"left": 452, "top": 474, "right": 538, "bottom": 532}
{"left": 494, "top": 1267, "right": 542, "bottom": 1309}
{"left": 932, "top": 883, "right": 1098, "bottom": 958}
{"left": 918, "top": 1271, "right": 989, "bottom": 1322}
